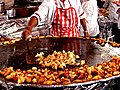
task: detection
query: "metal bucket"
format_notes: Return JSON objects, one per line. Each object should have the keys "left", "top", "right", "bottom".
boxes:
{"left": 0, "top": 2, "right": 5, "bottom": 14}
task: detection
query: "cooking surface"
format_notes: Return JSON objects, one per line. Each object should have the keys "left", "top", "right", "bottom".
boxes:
{"left": 0, "top": 37, "right": 120, "bottom": 88}
{"left": 0, "top": 37, "right": 111, "bottom": 67}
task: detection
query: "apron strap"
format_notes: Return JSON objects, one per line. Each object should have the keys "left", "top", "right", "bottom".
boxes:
{"left": 54, "top": 0, "right": 58, "bottom": 8}
{"left": 68, "top": 0, "right": 72, "bottom": 7}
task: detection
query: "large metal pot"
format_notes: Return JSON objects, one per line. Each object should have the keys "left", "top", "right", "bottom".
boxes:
{"left": 0, "top": 2, "right": 5, "bottom": 14}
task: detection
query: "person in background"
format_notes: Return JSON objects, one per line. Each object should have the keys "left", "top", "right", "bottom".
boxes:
{"left": 103, "top": 0, "right": 120, "bottom": 43}
{"left": 0, "top": 0, "right": 14, "bottom": 9}
{"left": 117, "top": 8, "right": 120, "bottom": 29}
{"left": 80, "top": 0, "right": 100, "bottom": 38}
{"left": 22, "top": 0, "right": 89, "bottom": 39}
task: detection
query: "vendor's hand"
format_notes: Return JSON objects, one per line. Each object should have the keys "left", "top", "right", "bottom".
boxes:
{"left": 22, "top": 27, "right": 32, "bottom": 40}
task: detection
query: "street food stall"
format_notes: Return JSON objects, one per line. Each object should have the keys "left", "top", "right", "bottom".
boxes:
{"left": 0, "top": 24, "right": 120, "bottom": 90}
{"left": 0, "top": 0, "right": 120, "bottom": 90}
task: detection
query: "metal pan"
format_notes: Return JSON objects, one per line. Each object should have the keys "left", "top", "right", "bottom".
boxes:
{"left": 0, "top": 37, "right": 120, "bottom": 89}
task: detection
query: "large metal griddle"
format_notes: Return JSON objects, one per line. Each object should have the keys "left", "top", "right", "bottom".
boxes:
{"left": 0, "top": 36, "right": 120, "bottom": 89}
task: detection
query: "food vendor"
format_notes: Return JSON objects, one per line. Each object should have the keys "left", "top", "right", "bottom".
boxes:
{"left": 103, "top": 0, "right": 120, "bottom": 43}
{"left": 22, "top": 0, "right": 89, "bottom": 39}
{"left": 80, "top": 0, "right": 100, "bottom": 38}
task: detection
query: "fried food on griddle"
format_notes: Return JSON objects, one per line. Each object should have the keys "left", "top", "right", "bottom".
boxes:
{"left": 35, "top": 50, "right": 81, "bottom": 69}
{"left": 1, "top": 55, "right": 120, "bottom": 85}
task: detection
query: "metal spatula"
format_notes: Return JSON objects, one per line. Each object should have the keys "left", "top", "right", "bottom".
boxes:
{"left": 23, "top": 34, "right": 37, "bottom": 64}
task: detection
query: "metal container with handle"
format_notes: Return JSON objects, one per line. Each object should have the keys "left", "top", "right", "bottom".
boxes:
{"left": 0, "top": 2, "right": 5, "bottom": 14}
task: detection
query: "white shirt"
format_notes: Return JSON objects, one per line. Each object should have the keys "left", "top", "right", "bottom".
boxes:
{"left": 118, "top": 14, "right": 120, "bottom": 29}
{"left": 103, "top": 0, "right": 119, "bottom": 23}
{"left": 80, "top": 0, "right": 99, "bottom": 36}
{"left": 31, "top": 0, "right": 85, "bottom": 26}
{"left": 118, "top": 8, "right": 120, "bottom": 29}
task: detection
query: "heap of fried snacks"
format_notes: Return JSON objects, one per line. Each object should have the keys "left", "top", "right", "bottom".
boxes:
{"left": 0, "top": 56, "right": 120, "bottom": 85}
{"left": 35, "top": 50, "right": 81, "bottom": 69}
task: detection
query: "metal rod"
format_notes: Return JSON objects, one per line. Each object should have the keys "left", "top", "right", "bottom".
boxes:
{"left": 25, "top": 39, "right": 31, "bottom": 54}
{"left": 23, "top": 32, "right": 31, "bottom": 54}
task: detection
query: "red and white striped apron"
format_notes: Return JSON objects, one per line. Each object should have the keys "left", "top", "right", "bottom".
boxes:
{"left": 50, "top": 0, "right": 80, "bottom": 37}
{"left": 50, "top": 0, "right": 81, "bottom": 54}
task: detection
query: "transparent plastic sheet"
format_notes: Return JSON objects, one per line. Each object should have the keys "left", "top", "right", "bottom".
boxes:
{"left": 0, "top": 18, "right": 28, "bottom": 40}
{"left": 0, "top": 37, "right": 120, "bottom": 89}
{"left": 0, "top": 17, "right": 51, "bottom": 40}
